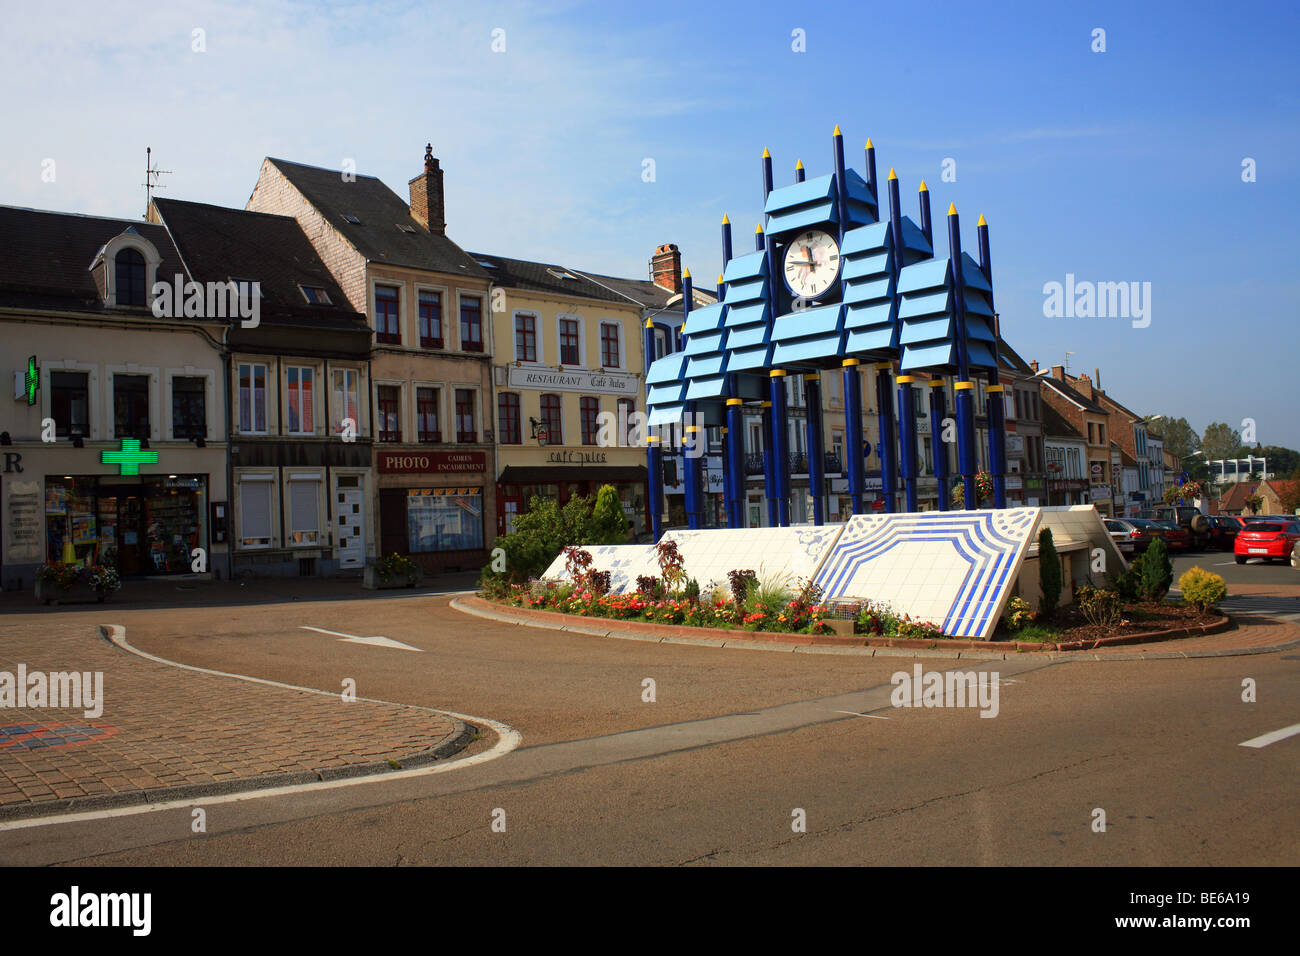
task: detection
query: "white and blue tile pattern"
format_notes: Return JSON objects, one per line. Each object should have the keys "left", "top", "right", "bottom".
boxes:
{"left": 541, "top": 544, "right": 658, "bottom": 593}
{"left": 662, "top": 525, "right": 845, "bottom": 595}
{"left": 814, "top": 509, "right": 1040, "bottom": 640}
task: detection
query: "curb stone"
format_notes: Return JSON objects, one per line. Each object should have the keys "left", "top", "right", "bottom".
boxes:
{"left": 453, "top": 596, "right": 1300, "bottom": 662}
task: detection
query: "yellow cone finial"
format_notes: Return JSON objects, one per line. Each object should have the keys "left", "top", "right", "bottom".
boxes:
{"left": 887, "top": 168, "right": 898, "bottom": 180}
{"left": 762, "top": 147, "right": 771, "bottom": 159}
{"left": 721, "top": 213, "right": 730, "bottom": 225}
{"left": 919, "top": 180, "right": 928, "bottom": 192}
{"left": 977, "top": 214, "right": 987, "bottom": 226}
{"left": 795, "top": 158, "right": 804, "bottom": 170}
{"left": 683, "top": 267, "right": 691, "bottom": 279}
{"left": 947, "top": 202, "right": 957, "bottom": 216}
{"left": 833, "top": 124, "right": 842, "bottom": 136}
{"left": 717, "top": 273, "right": 724, "bottom": 284}
{"left": 755, "top": 223, "right": 764, "bottom": 234}
{"left": 866, "top": 138, "right": 874, "bottom": 149}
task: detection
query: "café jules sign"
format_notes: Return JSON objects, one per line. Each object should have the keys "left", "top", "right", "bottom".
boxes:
{"left": 507, "top": 365, "right": 638, "bottom": 396}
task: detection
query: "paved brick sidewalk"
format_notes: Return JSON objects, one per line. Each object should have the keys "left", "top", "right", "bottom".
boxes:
{"left": 0, "top": 621, "right": 466, "bottom": 818}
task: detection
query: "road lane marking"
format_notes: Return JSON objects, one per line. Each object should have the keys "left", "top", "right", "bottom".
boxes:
{"left": 300, "top": 625, "right": 422, "bottom": 652}
{"left": 1239, "top": 722, "right": 1300, "bottom": 748}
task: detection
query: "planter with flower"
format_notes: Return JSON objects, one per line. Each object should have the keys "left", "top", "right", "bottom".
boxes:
{"left": 363, "top": 553, "right": 423, "bottom": 590}
{"left": 950, "top": 470, "right": 995, "bottom": 509}
{"left": 35, "top": 561, "right": 121, "bottom": 605}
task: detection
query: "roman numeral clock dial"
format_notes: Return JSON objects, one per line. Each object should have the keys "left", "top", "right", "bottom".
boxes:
{"left": 783, "top": 228, "right": 841, "bottom": 300}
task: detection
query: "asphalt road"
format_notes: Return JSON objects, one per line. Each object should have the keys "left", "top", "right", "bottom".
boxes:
{"left": 0, "top": 579, "right": 1296, "bottom": 867}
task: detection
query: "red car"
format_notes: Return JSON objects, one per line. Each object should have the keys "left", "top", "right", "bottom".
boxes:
{"left": 1234, "top": 520, "right": 1300, "bottom": 564}
{"left": 1150, "top": 519, "right": 1190, "bottom": 551}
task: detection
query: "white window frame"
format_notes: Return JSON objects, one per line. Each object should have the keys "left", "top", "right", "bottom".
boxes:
{"left": 456, "top": 291, "right": 486, "bottom": 354}
{"left": 371, "top": 279, "right": 405, "bottom": 345}
{"left": 285, "top": 472, "right": 323, "bottom": 547}
{"left": 374, "top": 379, "right": 405, "bottom": 443}
{"left": 556, "top": 313, "right": 586, "bottom": 368}
{"left": 235, "top": 361, "right": 270, "bottom": 435}
{"left": 236, "top": 472, "right": 276, "bottom": 550}
{"left": 414, "top": 281, "right": 449, "bottom": 348}
{"left": 284, "top": 364, "right": 319, "bottom": 436}
{"left": 413, "top": 382, "right": 444, "bottom": 443}
{"left": 331, "top": 366, "right": 364, "bottom": 438}
{"left": 106, "top": 364, "right": 160, "bottom": 441}
{"left": 43, "top": 359, "right": 102, "bottom": 441}
{"left": 598, "top": 319, "right": 626, "bottom": 370}
{"left": 513, "top": 309, "right": 543, "bottom": 365}
{"left": 453, "top": 384, "right": 480, "bottom": 443}
{"left": 97, "top": 233, "right": 162, "bottom": 309}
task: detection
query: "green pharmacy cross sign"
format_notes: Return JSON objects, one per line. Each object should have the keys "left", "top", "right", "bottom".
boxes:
{"left": 24, "top": 356, "right": 38, "bottom": 406}
{"left": 102, "top": 438, "right": 158, "bottom": 475}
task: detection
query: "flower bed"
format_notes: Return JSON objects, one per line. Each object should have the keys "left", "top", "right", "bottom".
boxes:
{"left": 364, "top": 553, "right": 422, "bottom": 590}
{"left": 34, "top": 562, "right": 121, "bottom": 605}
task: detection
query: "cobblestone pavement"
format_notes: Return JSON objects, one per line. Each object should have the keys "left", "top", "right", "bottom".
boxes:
{"left": 0, "top": 621, "right": 463, "bottom": 815}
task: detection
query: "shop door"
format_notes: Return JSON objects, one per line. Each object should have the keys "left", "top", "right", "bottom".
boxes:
{"left": 337, "top": 488, "right": 364, "bottom": 568}
{"left": 499, "top": 495, "right": 520, "bottom": 536}
{"left": 116, "top": 494, "right": 147, "bottom": 576}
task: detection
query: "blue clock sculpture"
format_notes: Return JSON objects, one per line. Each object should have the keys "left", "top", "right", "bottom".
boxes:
{"left": 644, "top": 127, "right": 1005, "bottom": 536}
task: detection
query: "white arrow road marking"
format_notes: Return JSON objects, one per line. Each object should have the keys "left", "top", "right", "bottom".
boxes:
{"left": 299, "top": 626, "right": 423, "bottom": 652}
{"left": 834, "top": 710, "right": 891, "bottom": 719}
{"left": 1239, "top": 722, "right": 1300, "bottom": 749}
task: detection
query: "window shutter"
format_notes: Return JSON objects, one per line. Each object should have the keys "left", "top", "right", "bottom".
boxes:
{"left": 242, "top": 482, "right": 272, "bottom": 540}
{"left": 290, "top": 480, "right": 319, "bottom": 534}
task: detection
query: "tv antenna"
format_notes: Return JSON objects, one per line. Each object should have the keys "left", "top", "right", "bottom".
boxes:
{"left": 142, "top": 146, "right": 172, "bottom": 217}
{"left": 1064, "top": 350, "right": 1075, "bottom": 374}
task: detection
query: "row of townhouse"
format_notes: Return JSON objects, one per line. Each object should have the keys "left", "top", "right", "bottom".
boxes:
{"left": 0, "top": 146, "right": 714, "bottom": 588}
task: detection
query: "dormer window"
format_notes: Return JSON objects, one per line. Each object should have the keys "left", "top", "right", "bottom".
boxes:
{"left": 300, "top": 285, "right": 333, "bottom": 305}
{"left": 115, "top": 248, "right": 147, "bottom": 306}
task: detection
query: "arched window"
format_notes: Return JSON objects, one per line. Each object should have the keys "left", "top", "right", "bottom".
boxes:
{"left": 115, "top": 248, "right": 146, "bottom": 306}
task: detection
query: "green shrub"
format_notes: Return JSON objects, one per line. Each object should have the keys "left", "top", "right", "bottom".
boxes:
{"left": 1136, "top": 536, "right": 1173, "bottom": 601}
{"left": 479, "top": 492, "right": 602, "bottom": 589}
{"left": 1112, "top": 562, "right": 1140, "bottom": 602}
{"left": 1003, "top": 596, "right": 1035, "bottom": 632}
{"left": 1075, "top": 584, "right": 1123, "bottom": 628}
{"left": 1039, "top": 528, "right": 1062, "bottom": 618}
{"left": 1177, "top": 566, "right": 1227, "bottom": 611}
{"left": 683, "top": 577, "right": 701, "bottom": 604}
{"left": 591, "top": 484, "right": 629, "bottom": 544}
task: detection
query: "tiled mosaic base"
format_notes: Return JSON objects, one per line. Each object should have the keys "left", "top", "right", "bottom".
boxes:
{"left": 541, "top": 544, "right": 659, "bottom": 593}
{"left": 660, "top": 525, "right": 845, "bottom": 593}
{"left": 813, "top": 509, "right": 1040, "bottom": 640}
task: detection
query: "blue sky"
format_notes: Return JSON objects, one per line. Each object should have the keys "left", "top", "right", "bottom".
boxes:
{"left": 4, "top": 0, "right": 1297, "bottom": 449}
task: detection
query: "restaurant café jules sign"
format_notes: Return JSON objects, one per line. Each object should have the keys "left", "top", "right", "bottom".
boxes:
{"left": 507, "top": 365, "right": 638, "bottom": 396}
{"left": 378, "top": 451, "right": 486, "bottom": 475}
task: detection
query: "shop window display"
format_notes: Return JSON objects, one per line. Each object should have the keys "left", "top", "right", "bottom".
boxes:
{"left": 406, "top": 488, "right": 484, "bottom": 553}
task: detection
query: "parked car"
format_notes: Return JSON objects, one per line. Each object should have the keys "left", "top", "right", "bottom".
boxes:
{"left": 1205, "top": 515, "right": 1242, "bottom": 551}
{"left": 1145, "top": 504, "right": 1211, "bottom": 549}
{"left": 1293, "top": 540, "right": 1300, "bottom": 570}
{"left": 1104, "top": 518, "right": 1153, "bottom": 555}
{"left": 1150, "top": 519, "right": 1191, "bottom": 551}
{"left": 1234, "top": 520, "right": 1300, "bottom": 564}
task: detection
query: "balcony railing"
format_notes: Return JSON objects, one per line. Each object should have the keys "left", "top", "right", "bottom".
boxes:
{"left": 744, "top": 452, "right": 765, "bottom": 475}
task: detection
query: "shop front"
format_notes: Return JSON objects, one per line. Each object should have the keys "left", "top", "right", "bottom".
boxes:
{"left": 1, "top": 445, "right": 227, "bottom": 588}
{"left": 497, "top": 457, "right": 648, "bottom": 537}
{"left": 377, "top": 449, "right": 491, "bottom": 574}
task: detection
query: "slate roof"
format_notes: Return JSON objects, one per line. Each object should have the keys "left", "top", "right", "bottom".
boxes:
{"left": 151, "top": 198, "right": 363, "bottom": 324}
{"left": 263, "top": 158, "right": 489, "bottom": 279}
{"left": 1217, "top": 481, "right": 1260, "bottom": 513}
{"left": 464, "top": 252, "right": 630, "bottom": 305}
{"left": 0, "top": 205, "right": 185, "bottom": 313}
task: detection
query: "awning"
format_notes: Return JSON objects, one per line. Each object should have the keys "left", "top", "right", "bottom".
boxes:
{"left": 498, "top": 465, "right": 648, "bottom": 484}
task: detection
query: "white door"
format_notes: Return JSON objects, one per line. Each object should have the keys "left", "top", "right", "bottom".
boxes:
{"left": 337, "top": 487, "right": 364, "bottom": 568}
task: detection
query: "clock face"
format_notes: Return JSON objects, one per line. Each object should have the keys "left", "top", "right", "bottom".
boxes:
{"left": 782, "top": 229, "right": 841, "bottom": 299}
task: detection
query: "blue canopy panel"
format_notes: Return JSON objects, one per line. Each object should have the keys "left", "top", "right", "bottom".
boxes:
{"left": 682, "top": 301, "right": 726, "bottom": 337}
{"left": 727, "top": 342, "right": 775, "bottom": 372}
{"left": 683, "top": 329, "right": 724, "bottom": 356}
{"left": 722, "top": 249, "right": 767, "bottom": 283}
{"left": 645, "top": 352, "right": 688, "bottom": 386}
{"left": 685, "top": 353, "right": 726, "bottom": 377}
{"left": 646, "top": 403, "right": 687, "bottom": 427}
{"left": 899, "top": 216, "right": 933, "bottom": 265}
{"left": 842, "top": 169, "right": 879, "bottom": 227}
{"left": 841, "top": 221, "right": 897, "bottom": 357}
{"left": 897, "top": 257, "right": 956, "bottom": 373}
{"left": 770, "top": 303, "right": 846, "bottom": 366}
{"left": 685, "top": 376, "right": 728, "bottom": 400}
{"left": 647, "top": 382, "right": 687, "bottom": 406}
{"left": 723, "top": 300, "right": 769, "bottom": 329}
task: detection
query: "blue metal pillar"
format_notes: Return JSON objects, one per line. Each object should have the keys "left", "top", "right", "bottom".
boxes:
{"left": 803, "top": 373, "right": 825, "bottom": 524}
{"left": 761, "top": 401, "right": 777, "bottom": 526}
{"left": 769, "top": 370, "right": 791, "bottom": 526}
{"left": 875, "top": 361, "right": 898, "bottom": 513}
{"left": 948, "top": 204, "right": 976, "bottom": 509}
{"left": 727, "top": 398, "right": 745, "bottom": 527}
{"left": 897, "top": 375, "right": 918, "bottom": 512}
{"left": 681, "top": 269, "right": 704, "bottom": 529}
{"left": 843, "top": 358, "right": 864, "bottom": 514}
{"left": 929, "top": 378, "right": 950, "bottom": 511}
{"left": 978, "top": 214, "right": 1007, "bottom": 509}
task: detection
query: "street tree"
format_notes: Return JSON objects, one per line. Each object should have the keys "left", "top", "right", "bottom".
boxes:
{"left": 1201, "top": 422, "right": 1242, "bottom": 461}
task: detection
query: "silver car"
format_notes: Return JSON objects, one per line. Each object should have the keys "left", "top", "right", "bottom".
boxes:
{"left": 1104, "top": 518, "right": 1140, "bottom": 555}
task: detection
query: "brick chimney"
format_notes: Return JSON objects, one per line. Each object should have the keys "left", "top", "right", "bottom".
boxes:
{"left": 650, "top": 243, "right": 682, "bottom": 293}
{"left": 1076, "top": 372, "right": 1093, "bottom": 399}
{"left": 1050, "top": 364, "right": 1065, "bottom": 380}
{"left": 1030, "top": 359, "right": 1039, "bottom": 373}
{"left": 409, "top": 143, "right": 446, "bottom": 235}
